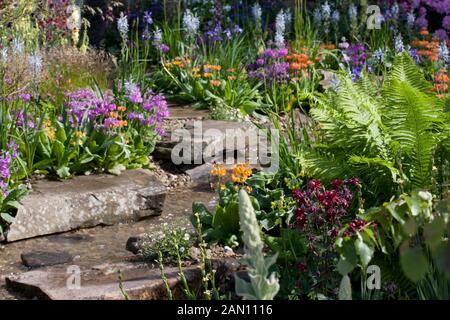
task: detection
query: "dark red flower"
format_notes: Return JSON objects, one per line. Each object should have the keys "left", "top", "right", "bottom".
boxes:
{"left": 308, "top": 179, "right": 322, "bottom": 191}
{"left": 296, "top": 261, "right": 307, "bottom": 273}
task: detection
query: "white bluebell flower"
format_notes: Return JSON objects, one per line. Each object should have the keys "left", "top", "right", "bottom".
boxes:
{"left": 251, "top": 3, "right": 262, "bottom": 23}
{"left": 153, "top": 27, "right": 162, "bottom": 47}
{"left": 373, "top": 48, "right": 385, "bottom": 64}
{"left": 406, "top": 12, "right": 415, "bottom": 29}
{"left": 439, "top": 42, "right": 449, "bottom": 63}
{"left": 332, "top": 10, "right": 340, "bottom": 24}
{"left": 391, "top": 2, "right": 399, "bottom": 20}
{"left": 12, "top": 38, "right": 24, "bottom": 55}
{"left": 28, "top": 52, "right": 42, "bottom": 74}
{"left": 183, "top": 9, "right": 200, "bottom": 37}
{"left": 313, "top": 8, "right": 322, "bottom": 25}
{"left": 275, "top": 9, "right": 286, "bottom": 48}
{"left": 117, "top": 12, "right": 128, "bottom": 41}
{"left": 348, "top": 4, "right": 358, "bottom": 23}
{"left": 0, "top": 48, "right": 8, "bottom": 62}
{"left": 394, "top": 34, "right": 405, "bottom": 53}
{"left": 322, "top": 1, "right": 331, "bottom": 21}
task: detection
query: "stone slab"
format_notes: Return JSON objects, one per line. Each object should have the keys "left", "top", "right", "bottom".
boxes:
{"left": 6, "top": 169, "right": 167, "bottom": 242}
{"left": 21, "top": 251, "right": 73, "bottom": 269}
{"left": 6, "top": 259, "right": 240, "bottom": 300}
{"left": 155, "top": 120, "right": 256, "bottom": 163}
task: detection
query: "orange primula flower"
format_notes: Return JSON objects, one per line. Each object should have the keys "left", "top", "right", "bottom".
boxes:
{"left": 419, "top": 28, "right": 429, "bottom": 36}
{"left": 210, "top": 163, "right": 226, "bottom": 177}
{"left": 210, "top": 79, "right": 221, "bottom": 87}
{"left": 231, "top": 163, "right": 252, "bottom": 184}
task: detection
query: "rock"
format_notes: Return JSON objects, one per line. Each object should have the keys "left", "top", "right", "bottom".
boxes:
{"left": 0, "top": 234, "right": 5, "bottom": 243}
{"left": 5, "top": 262, "right": 201, "bottom": 300}
{"left": 21, "top": 251, "right": 73, "bottom": 268}
{"left": 154, "top": 120, "right": 255, "bottom": 163}
{"left": 7, "top": 169, "right": 167, "bottom": 242}
{"left": 6, "top": 259, "right": 240, "bottom": 300}
{"left": 47, "top": 234, "right": 94, "bottom": 244}
{"left": 126, "top": 236, "right": 141, "bottom": 255}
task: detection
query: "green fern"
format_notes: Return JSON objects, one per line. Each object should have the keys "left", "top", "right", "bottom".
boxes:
{"left": 305, "top": 52, "right": 448, "bottom": 203}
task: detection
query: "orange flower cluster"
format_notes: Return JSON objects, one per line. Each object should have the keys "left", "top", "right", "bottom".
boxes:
{"left": 203, "top": 64, "right": 222, "bottom": 72}
{"left": 411, "top": 32, "right": 440, "bottom": 61}
{"left": 210, "top": 79, "right": 221, "bottom": 87}
{"left": 432, "top": 70, "right": 449, "bottom": 98}
{"left": 286, "top": 53, "right": 314, "bottom": 71}
{"left": 165, "top": 56, "right": 191, "bottom": 69}
{"left": 210, "top": 163, "right": 226, "bottom": 177}
{"left": 231, "top": 163, "right": 252, "bottom": 184}
{"left": 321, "top": 43, "right": 336, "bottom": 50}
{"left": 419, "top": 28, "right": 429, "bottom": 36}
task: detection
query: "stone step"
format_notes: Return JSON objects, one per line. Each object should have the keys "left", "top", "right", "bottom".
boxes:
{"left": 6, "top": 169, "right": 167, "bottom": 242}
{"left": 5, "top": 259, "right": 240, "bottom": 300}
{"left": 155, "top": 119, "right": 271, "bottom": 165}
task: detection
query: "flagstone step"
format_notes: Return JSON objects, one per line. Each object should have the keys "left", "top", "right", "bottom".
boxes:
{"left": 6, "top": 169, "right": 167, "bottom": 242}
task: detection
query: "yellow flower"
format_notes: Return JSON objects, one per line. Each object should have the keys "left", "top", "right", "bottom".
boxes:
{"left": 210, "top": 163, "right": 226, "bottom": 177}
{"left": 231, "top": 163, "right": 252, "bottom": 184}
{"left": 75, "top": 131, "right": 86, "bottom": 138}
{"left": 203, "top": 72, "right": 213, "bottom": 78}
{"left": 43, "top": 120, "right": 56, "bottom": 140}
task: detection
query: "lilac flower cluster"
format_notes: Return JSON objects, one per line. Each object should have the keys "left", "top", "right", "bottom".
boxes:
{"left": 127, "top": 90, "right": 170, "bottom": 135}
{"left": 63, "top": 86, "right": 169, "bottom": 136}
{"left": 0, "top": 142, "right": 18, "bottom": 198}
{"left": 248, "top": 48, "right": 290, "bottom": 83}
{"left": 64, "top": 89, "right": 115, "bottom": 127}
{"left": 343, "top": 43, "right": 367, "bottom": 81}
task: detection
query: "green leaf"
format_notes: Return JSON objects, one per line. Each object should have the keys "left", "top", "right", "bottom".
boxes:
{"left": 400, "top": 245, "right": 428, "bottom": 282}
{"left": 337, "top": 257, "right": 355, "bottom": 276}
{"left": 424, "top": 217, "right": 446, "bottom": 250}
{"left": 355, "top": 235, "right": 374, "bottom": 267}
{"left": 108, "top": 163, "right": 126, "bottom": 175}
{"left": 5, "top": 200, "right": 20, "bottom": 209}
{"left": 1, "top": 212, "right": 15, "bottom": 224}
{"left": 56, "top": 166, "right": 71, "bottom": 178}
{"left": 191, "top": 202, "right": 212, "bottom": 227}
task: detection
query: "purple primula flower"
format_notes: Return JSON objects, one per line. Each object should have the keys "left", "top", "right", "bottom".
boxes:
{"left": 159, "top": 44, "right": 170, "bottom": 53}
{"left": 443, "top": 15, "right": 450, "bottom": 30}
{"left": 277, "top": 48, "right": 289, "bottom": 57}
{"left": 155, "top": 127, "right": 166, "bottom": 137}
{"left": 18, "top": 93, "right": 31, "bottom": 102}
{"left": 416, "top": 15, "right": 428, "bottom": 29}
{"left": 266, "top": 62, "right": 290, "bottom": 82}
{"left": 433, "top": 29, "right": 448, "bottom": 41}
